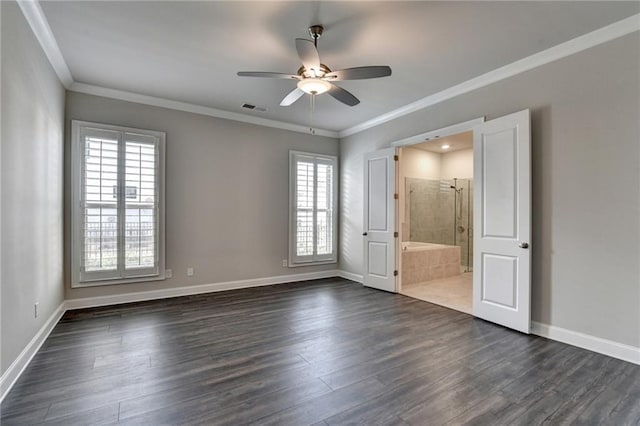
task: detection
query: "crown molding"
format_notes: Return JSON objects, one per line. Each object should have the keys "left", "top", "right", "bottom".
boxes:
{"left": 69, "top": 83, "right": 339, "bottom": 138}
{"left": 17, "top": 0, "right": 73, "bottom": 88}
{"left": 339, "top": 13, "right": 640, "bottom": 138}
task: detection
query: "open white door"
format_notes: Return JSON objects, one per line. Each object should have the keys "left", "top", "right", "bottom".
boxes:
{"left": 363, "top": 148, "right": 397, "bottom": 292}
{"left": 473, "top": 109, "right": 531, "bottom": 333}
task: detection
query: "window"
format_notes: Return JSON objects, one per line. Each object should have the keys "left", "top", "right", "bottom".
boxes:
{"left": 71, "top": 121, "right": 165, "bottom": 287}
{"left": 289, "top": 151, "right": 338, "bottom": 265}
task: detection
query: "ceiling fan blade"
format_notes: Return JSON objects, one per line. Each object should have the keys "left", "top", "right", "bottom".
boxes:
{"left": 327, "top": 83, "right": 360, "bottom": 107}
{"left": 280, "top": 88, "right": 305, "bottom": 106}
{"left": 237, "top": 72, "right": 300, "bottom": 79}
{"left": 295, "top": 38, "right": 321, "bottom": 73}
{"left": 324, "top": 66, "right": 392, "bottom": 80}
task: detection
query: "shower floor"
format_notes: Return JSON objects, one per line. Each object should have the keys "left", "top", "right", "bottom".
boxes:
{"left": 401, "top": 272, "right": 473, "bottom": 314}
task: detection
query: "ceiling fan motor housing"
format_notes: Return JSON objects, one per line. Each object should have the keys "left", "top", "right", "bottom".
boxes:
{"left": 297, "top": 64, "right": 332, "bottom": 79}
{"left": 309, "top": 25, "right": 324, "bottom": 40}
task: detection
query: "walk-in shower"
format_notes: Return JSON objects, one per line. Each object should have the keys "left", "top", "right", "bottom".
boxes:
{"left": 406, "top": 177, "right": 473, "bottom": 272}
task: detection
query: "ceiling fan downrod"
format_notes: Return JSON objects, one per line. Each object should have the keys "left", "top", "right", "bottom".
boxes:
{"left": 308, "top": 25, "right": 323, "bottom": 48}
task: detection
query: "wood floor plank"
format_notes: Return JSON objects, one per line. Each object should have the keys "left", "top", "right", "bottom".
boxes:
{"left": 538, "top": 355, "right": 634, "bottom": 424}
{"left": 0, "top": 278, "right": 638, "bottom": 426}
{"left": 0, "top": 401, "right": 50, "bottom": 425}
{"left": 39, "top": 402, "right": 120, "bottom": 426}
{"left": 117, "top": 352, "right": 316, "bottom": 420}
{"left": 250, "top": 377, "right": 387, "bottom": 426}
{"left": 118, "top": 375, "right": 331, "bottom": 425}
{"left": 325, "top": 365, "right": 474, "bottom": 425}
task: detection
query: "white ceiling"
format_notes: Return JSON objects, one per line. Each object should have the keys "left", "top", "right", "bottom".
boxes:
{"left": 413, "top": 131, "right": 473, "bottom": 154}
{"left": 40, "top": 1, "right": 639, "bottom": 133}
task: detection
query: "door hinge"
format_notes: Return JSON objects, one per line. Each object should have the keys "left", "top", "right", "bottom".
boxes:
{"left": 394, "top": 155, "right": 399, "bottom": 161}
{"left": 394, "top": 193, "right": 399, "bottom": 199}
{"left": 394, "top": 232, "right": 398, "bottom": 238}
{"left": 393, "top": 270, "right": 398, "bottom": 276}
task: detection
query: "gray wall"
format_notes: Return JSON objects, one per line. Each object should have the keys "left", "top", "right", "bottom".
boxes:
{"left": 65, "top": 92, "right": 339, "bottom": 299}
{"left": 340, "top": 34, "right": 640, "bottom": 348}
{"left": 1, "top": 2, "right": 66, "bottom": 374}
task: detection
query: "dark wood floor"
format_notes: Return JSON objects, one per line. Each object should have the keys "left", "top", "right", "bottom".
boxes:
{"left": 2, "top": 278, "right": 639, "bottom": 425}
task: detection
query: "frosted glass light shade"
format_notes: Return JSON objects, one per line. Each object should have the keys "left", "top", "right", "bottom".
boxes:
{"left": 297, "top": 78, "right": 331, "bottom": 95}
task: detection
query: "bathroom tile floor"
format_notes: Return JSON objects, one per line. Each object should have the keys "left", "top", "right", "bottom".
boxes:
{"left": 401, "top": 272, "right": 473, "bottom": 314}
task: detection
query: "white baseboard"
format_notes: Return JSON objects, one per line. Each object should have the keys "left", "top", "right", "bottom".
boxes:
{"left": 0, "top": 302, "right": 66, "bottom": 403}
{"left": 65, "top": 270, "right": 342, "bottom": 310}
{"left": 531, "top": 321, "right": 640, "bottom": 366}
{"left": 337, "top": 270, "right": 363, "bottom": 283}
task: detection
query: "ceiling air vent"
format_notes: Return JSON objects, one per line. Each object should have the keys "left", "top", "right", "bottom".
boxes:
{"left": 242, "top": 103, "right": 267, "bottom": 112}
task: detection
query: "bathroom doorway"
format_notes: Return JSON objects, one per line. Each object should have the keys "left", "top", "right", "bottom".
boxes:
{"left": 398, "top": 131, "right": 474, "bottom": 314}
{"left": 377, "top": 110, "right": 531, "bottom": 332}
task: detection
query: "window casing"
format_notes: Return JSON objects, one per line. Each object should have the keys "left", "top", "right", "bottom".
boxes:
{"left": 71, "top": 121, "right": 166, "bottom": 287}
{"left": 289, "top": 151, "right": 338, "bottom": 266}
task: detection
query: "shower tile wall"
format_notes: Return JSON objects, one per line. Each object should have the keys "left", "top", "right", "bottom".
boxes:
{"left": 407, "top": 178, "right": 454, "bottom": 245}
{"left": 407, "top": 177, "right": 473, "bottom": 271}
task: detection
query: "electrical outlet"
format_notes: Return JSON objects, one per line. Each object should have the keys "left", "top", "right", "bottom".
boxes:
{"left": 187, "top": 267, "right": 194, "bottom": 277}
{"left": 34, "top": 302, "right": 39, "bottom": 318}
{"left": 282, "top": 259, "right": 288, "bottom": 267}
{"left": 165, "top": 269, "right": 172, "bottom": 279}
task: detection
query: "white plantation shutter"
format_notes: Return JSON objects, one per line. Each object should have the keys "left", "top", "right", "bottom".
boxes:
{"left": 289, "top": 151, "right": 338, "bottom": 265}
{"left": 72, "top": 121, "right": 165, "bottom": 286}
{"left": 316, "top": 161, "right": 334, "bottom": 256}
{"left": 81, "top": 129, "right": 120, "bottom": 280}
{"left": 295, "top": 160, "right": 315, "bottom": 257}
{"left": 124, "top": 133, "right": 158, "bottom": 277}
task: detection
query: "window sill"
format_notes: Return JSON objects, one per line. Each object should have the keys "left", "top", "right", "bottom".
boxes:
{"left": 71, "top": 273, "right": 166, "bottom": 288}
{"left": 287, "top": 260, "right": 337, "bottom": 268}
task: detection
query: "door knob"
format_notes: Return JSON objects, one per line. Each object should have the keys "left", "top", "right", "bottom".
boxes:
{"left": 518, "top": 242, "right": 529, "bottom": 249}
{"left": 362, "top": 232, "right": 368, "bottom": 236}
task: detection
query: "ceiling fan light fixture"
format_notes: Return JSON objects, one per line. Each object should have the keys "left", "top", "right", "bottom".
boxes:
{"left": 238, "top": 24, "right": 390, "bottom": 108}
{"left": 297, "top": 78, "right": 331, "bottom": 95}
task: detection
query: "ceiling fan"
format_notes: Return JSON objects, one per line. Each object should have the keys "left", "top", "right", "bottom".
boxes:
{"left": 237, "top": 25, "right": 392, "bottom": 107}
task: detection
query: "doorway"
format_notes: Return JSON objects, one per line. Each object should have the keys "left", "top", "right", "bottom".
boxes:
{"left": 363, "top": 110, "right": 532, "bottom": 333}
{"left": 398, "top": 131, "right": 474, "bottom": 314}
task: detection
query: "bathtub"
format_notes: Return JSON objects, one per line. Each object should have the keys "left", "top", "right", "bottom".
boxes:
{"left": 401, "top": 241, "right": 461, "bottom": 285}
{"left": 402, "top": 241, "right": 450, "bottom": 251}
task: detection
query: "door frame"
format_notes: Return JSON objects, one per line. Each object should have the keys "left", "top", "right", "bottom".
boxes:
{"left": 392, "top": 118, "right": 485, "bottom": 148}
{"left": 391, "top": 117, "right": 485, "bottom": 294}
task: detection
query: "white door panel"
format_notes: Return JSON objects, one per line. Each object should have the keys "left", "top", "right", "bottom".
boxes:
{"left": 481, "top": 254, "right": 518, "bottom": 308}
{"left": 367, "top": 157, "right": 390, "bottom": 231}
{"left": 473, "top": 109, "right": 531, "bottom": 333}
{"left": 363, "top": 148, "right": 397, "bottom": 292}
{"left": 482, "top": 128, "right": 517, "bottom": 238}
{"left": 367, "top": 242, "right": 389, "bottom": 277}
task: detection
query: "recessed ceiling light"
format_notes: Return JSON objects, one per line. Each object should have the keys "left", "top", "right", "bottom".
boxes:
{"left": 441, "top": 144, "right": 450, "bottom": 150}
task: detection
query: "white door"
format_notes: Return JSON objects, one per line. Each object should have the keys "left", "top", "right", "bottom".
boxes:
{"left": 363, "top": 148, "right": 397, "bottom": 292}
{"left": 473, "top": 109, "right": 531, "bottom": 333}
